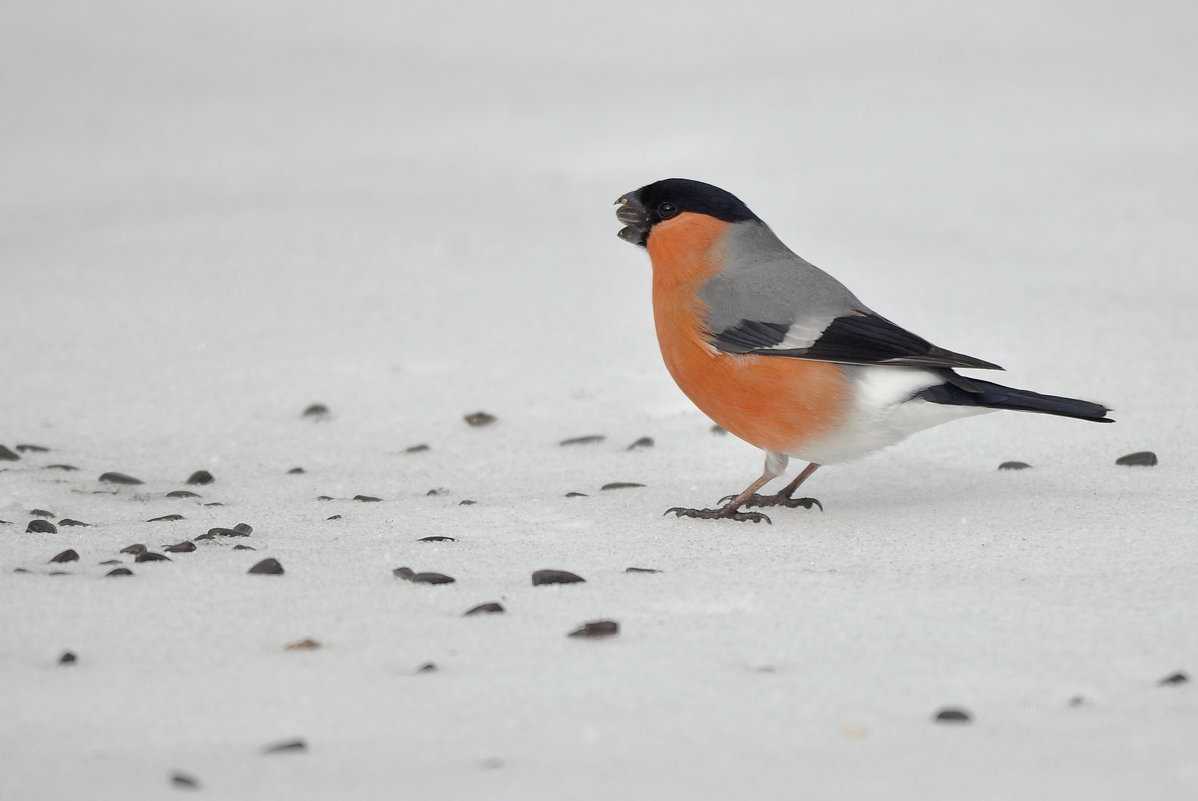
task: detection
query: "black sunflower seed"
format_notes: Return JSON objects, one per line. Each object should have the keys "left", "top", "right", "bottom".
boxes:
{"left": 248, "top": 558, "right": 284, "bottom": 575}
{"left": 532, "top": 569, "right": 585, "bottom": 586}
{"left": 464, "top": 602, "right": 505, "bottom": 616}
{"left": 185, "top": 470, "right": 214, "bottom": 485}
{"left": 99, "top": 472, "right": 143, "bottom": 485}
{"left": 1116, "top": 451, "right": 1158, "bottom": 467}
{"left": 568, "top": 620, "right": 619, "bottom": 638}
{"left": 559, "top": 435, "right": 605, "bottom": 446}
{"left": 302, "top": 403, "right": 330, "bottom": 419}
{"left": 932, "top": 708, "right": 972, "bottom": 723}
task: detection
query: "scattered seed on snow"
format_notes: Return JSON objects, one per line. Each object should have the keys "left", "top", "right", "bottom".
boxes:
{"left": 464, "top": 602, "right": 505, "bottom": 616}
{"left": 49, "top": 550, "right": 79, "bottom": 563}
{"left": 29, "top": 509, "right": 55, "bottom": 518}
{"left": 601, "top": 482, "right": 645, "bottom": 490}
{"left": 287, "top": 466, "right": 305, "bottom": 474}
{"left": 0, "top": 445, "right": 19, "bottom": 460}
{"left": 233, "top": 544, "right": 256, "bottom": 550}
{"left": 568, "top": 620, "right": 619, "bottom": 638}
{"left": 458, "top": 499, "right": 476, "bottom": 505}
{"left": 710, "top": 424, "right": 726, "bottom": 435}
{"left": 416, "top": 662, "right": 438, "bottom": 673}
{"left": 354, "top": 495, "right": 382, "bottom": 502}
{"left": 171, "top": 773, "right": 200, "bottom": 789}
{"left": 99, "top": 560, "right": 122, "bottom": 565}
{"left": 326, "top": 515, "right": 342, "bottom": 520}
{"left": 17, "top": 444, "right": 50, "bottom": 453}
{"left": 1158, "top": 671, "right": 1189, "bottom": 686}
{"left": 233, "top": 523, "right": 253, "bottom": 535}
{"left": 135, "top": 552, "right": 171, "bottom": 563}
{"left": 302, "top": 403, "right": 330, "bottom": 419}
{"left": 202, "top": 502, "right": 224, "bottom": 507}
{"left": 425, "top": 488, "right": 449, "bottom": 497}
{"left": 185, "top": 470, "right": 214, "bottom": 485}
{"left": 165, "top": 542, "right": 196, "bottom": 553}
{"left": 207, "top": 527, "right": 247, "bottom": 538}
{"left": 316, "top": 495, "right": 334, "bottom": 501}
{"left": 998, "top": 461, "right": 1031, "bottom": 471}
{"left": 565, "top": 492, "right": 588, "bottom": 497}
{"left": 625, "top": 567, "right": 661, "bottom": 574}
{"left": 120, "top": 544, "right": 147, "bottom": 555}
{"left": 463, "top": 411, "right": 497, "bottom": 427}
{"left": 413, "top": 572, "right": 455, "bottom": 584}
{"left": 248, "top": 558, "right": 284, "bottom": 575}
{"left": 405, "top": 443, "right": 430, "bottom": 453}
{"left": 392, "top": 567, "right": 415, "bottom": 579}
{"left": 285, "top": 639, "right": 321, "bottom": 651}
{"left": 147, "top": 514, "right": 184, "bottom": 522}
{"left": 45, "top": 464, "right": 78, "bottom": 471}
{"left": 58, "top": 651, "right": 77, "bottom": 665}
{"left": 559, "top": 435, "right": 605, "bottom": 446}
{"left": 99, "top": 471, "right": 143, "bottom": 485}
{"left": 532, "top": 569, "right": 585, "bottom": 586}
{"left": 262, "top": 739, "right": 306, "bottom": 754}
{"left": 165, "top": 490, "right": 199, "bottom": 498}
{"left": 26, "top": 520, "right": 57, "bottom": 534}
{"left": 418, "top": 536, "right": 457, "bottom": 542}
{"left": 57, "top": 519, "right": 90, "bottom": 527}
{"left": 626, "top": 436, "right": 654, "bottom": 450}
{"left": 106, "top": 568, "right": 134, "bottom": 577}
{"left": 932, "top": 708, "right": 972, "bottom": 724}
{"left": 1116, "top": 451, "right": 1158, "bottom": 467}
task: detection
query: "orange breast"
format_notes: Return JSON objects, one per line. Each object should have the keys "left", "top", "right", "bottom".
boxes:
{"left": 648, "top": 213, "right": 850, "bottom": 455}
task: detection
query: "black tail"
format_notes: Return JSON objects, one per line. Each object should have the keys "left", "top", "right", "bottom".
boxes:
{"left": 916, "top": 378, "right": 1113, "bottom": 422}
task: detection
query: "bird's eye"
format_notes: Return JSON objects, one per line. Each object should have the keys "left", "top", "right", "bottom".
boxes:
{"left": 657, "top": 202, "right": 679, "bottom": 220}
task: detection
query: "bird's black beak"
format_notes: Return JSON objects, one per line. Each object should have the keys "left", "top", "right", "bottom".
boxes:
{"left": 615, "top": 193, "right": 649, "bottom": 247}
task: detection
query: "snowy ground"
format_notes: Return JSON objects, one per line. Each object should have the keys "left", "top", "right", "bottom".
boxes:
{"left": 2, "top": 1, "right": 1196, "bottom": 798}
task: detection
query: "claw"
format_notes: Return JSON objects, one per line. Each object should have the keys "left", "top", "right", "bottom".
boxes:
{"left": 734, "top": 493, "right": 824, "bottom": 511}
{"left": 664, "top": 506, "right": 772, "bottom": 524}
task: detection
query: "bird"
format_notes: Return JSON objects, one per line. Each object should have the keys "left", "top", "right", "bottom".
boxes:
{"left": 614, "top": 178, "right": 1112, "bottom": 523}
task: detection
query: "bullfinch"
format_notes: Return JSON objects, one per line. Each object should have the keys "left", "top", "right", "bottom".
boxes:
{"left": 615, "top": 178, "right": 1112, "bottom": 523}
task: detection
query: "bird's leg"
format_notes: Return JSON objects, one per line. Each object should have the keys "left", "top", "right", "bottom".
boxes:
{"left": 735, "top": 463, "right": 823, "bottom": 510}
{"left": 667, "top": 452, "right": 788, "bottom": 524}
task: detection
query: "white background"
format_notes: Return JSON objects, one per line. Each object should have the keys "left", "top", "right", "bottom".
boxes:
{"left": 2, "top": 1, "right": 1195, "bottom": 798}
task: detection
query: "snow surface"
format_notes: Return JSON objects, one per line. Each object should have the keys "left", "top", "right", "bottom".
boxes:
{"left": 2, "top": 1, "right": 1196, "bottom": 799}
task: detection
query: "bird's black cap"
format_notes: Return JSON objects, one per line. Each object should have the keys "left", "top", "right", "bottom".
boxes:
{"left": 615, "top": 179, "right": 759, "bottom": 246}
{"left": 635, "top": 179, "right": 758, "bottom": 224}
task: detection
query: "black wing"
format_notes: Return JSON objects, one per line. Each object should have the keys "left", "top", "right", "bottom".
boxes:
{"left": 712, "top": 312, "right": 1003, "bottom": 370}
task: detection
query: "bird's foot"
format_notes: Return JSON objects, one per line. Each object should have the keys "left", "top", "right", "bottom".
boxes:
{"left": 664, "top": 506, "right": 772, "bottom": 524}
{"left": 719, "top": 493, "right": 823, "bottom": 511}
